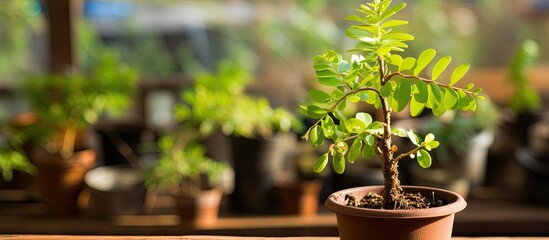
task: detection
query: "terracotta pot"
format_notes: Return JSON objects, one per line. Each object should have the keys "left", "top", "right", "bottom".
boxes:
{"left": 325, "top": 185, "right": 466, "bottom": 240}
{"left": 32, "top": 148, "right": 96, "bottom": 214}
{"left": 172, "top": 188, "right": 223, "bottom": 227}
{"left": 276, "top": 180, "right": 322, "bottom": 216}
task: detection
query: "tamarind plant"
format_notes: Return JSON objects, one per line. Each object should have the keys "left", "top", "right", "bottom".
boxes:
{"left": 301, "top": 0, "right": 484, "bottom": 209}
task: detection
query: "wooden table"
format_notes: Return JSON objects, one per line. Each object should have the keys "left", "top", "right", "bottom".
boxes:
{"left": 3, "top": 236, "right": 549, "bottom": 240}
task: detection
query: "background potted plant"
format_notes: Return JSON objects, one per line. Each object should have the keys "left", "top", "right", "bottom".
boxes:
{"left": 17, "top": 53, "right": 137, "bottom": 214}
{"left": 301, "top": 0, "right": 482, "bottom": 239}
{"left": 176, "top": 61, "right": 303, "bottom": 214}
{"left": 144, "top": 124, "right": 229, "bottom": 227}
{"left": 485, "top": 39, "right": 544, "bottom": 189}
{"left": 408, "top": 98, "right": 499, "bottom": 198}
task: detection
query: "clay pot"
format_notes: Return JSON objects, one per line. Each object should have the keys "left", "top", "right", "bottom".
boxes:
{"left": 276, "top": 179, "right": 322, "bottom": 216}
{"left": 32, "top": 148, "right": 96, "bottom": 214}
{"left": 325, "top": 185, "right": 466, "bottom": 240}
{"left": 172, "top": 188, "right": 223, "bottom": 227}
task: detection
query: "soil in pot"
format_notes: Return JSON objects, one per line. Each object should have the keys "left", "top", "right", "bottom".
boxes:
{"left": 325, "top": 185, "right": 466, "bottom": 240}
{"left": 31, "top": 148, "right": 96, "bottom": 214}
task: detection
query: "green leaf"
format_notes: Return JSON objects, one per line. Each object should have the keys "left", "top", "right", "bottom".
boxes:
{"left": 333, "top": 151, "right": 345, "bottom": 174}
{"left": 410, "top": 97, "right": 426, "bottom": 117}
{"left": 380, "top": 2, "right": 407, "bottom": 21}
{"left": 339, "top": 60, "right": 352, "bottom": 74}
{"left": 399, "top": 57, "right": 416, "bottom": 72}
{"left": 450, "top": 63, "right": 470, "bottom": 86}
{"left": 348, "top": 138, "right": 363, "bottom": 164}
{"left": 443, "top": 88, "right": 459, "bottom": 109}
{"left": 457, "top": 90, "right": 471, "bottom": 110}
{"left": 414, "top": 48, "right": 436, "bottom": 75}
{"left": 348, "top": 95, "right": 361, "bottom": 103}
{"left": 309, "top": 125, "right": 324, "bottom": 147}
{"left": 407, "top": 130, "right": 420, "bottom": 146}
{"left": 432, "top": 56, "right": 452, "bottom": 81}
{"left": 345, "top": 15, "right": 366, "bottom": 23}
{"left": 356, "top": 112, "right": 373, "bottom": 125}
{"left": 425, "top": 140, "right": 440, "bottom": 151}
{"left": 362, "top": 136, "right": 375, "bottom": 159}
{"left": 308, "top": 89, "right": 331, "bottom": 103}
{"left": 393, "top": 78, "right": 412, "bottom": 112}
{"left": 382, "top": 33, "right": 414, "bottom": 41}
{"left": 381, "top": 20, "right": 409, "bottom": 29}
{"left": 318, "top": 75, "right": 342, "bottom": 87}
{"left": 313, "top": 153, "right": 329, "bottom": 173}
{"left": 306, "top": 105, "right": 327, "bottom": 118}
{"left": 417, "top": 149, "right": 432, "bottom": 168}
{"left": 377, "top": 46, "right": 392, "bottom": 56}
{"left": 389, "top": 55, "right": 403, "bottom": 66}
{"left": 413, "top": 81, "right": 428, "bottom": 103}
{"left": 424, "top": 133, "right": 435, "bottom": 143}
{"left": 426, "top": 83, "right": 442, "bottom": 109}
{"left": 381, "top": 81, "right": 394, "bottom": 97}
{"left": 346, "top": 118, "right": 367, "bottom": 132}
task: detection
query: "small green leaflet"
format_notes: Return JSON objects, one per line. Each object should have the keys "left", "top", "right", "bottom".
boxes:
{"left": 399, "top": 57, "right": 416, "bottom": 72}
{"left": 414, "top": 49, "right": 436, "bottom": 75}
{"left": 393, "top": 78, "right": 412, "bottom": 112}
{"left": 333, "top": 151, "right": 345, "bottom": 174}
{"left": 417, "top": 149, "right": 432, "bottom": 168}
{"left": 308, "top": 89, "right": 331, "bottom": 103}
{"left": 450, "top": 64, "right": 470, "bottom": 86}
{"left": 348, "top": 138, "right": 363, "bottom": 164}
{"left": 313, "top": 153, "right": 329, "bottom": 173}
{"left": 432, "top": 56, "right": 452, "bottom": 81}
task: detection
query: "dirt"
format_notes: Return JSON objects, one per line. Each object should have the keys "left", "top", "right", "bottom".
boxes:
{"left": 345, "top": 191, "right": 446, "bottom": 210}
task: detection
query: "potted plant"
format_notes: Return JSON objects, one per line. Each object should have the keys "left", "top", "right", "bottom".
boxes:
{"left": 485, "top": 39, "right": 542, "bottom": 188}
{"left": 17, "top": 53, "right": 137, "bottom": 214}
{"left": 176, "top": 61, "right": 303, "bottom": 214}
{"left": 144, "top": 125, "right": 228, "bottom": 227}
{"left": 301, "top": 1, "right": 482, "bottom": 239}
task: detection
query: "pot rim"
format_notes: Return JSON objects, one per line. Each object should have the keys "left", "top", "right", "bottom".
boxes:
{"left": 325, "top": 185, "right": 466, "bottom": 219}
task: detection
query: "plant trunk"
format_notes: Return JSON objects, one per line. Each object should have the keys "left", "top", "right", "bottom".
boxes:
{"left": 380, "top": 92, "right": 402, "bottom": 209}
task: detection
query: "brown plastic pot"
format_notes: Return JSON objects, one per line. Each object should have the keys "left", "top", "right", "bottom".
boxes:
{"left": 325, "top": 185, "right": 466, "bottom": 240}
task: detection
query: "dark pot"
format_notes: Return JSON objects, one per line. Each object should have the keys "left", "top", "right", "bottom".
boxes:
{"left": 83, "top": 165, "right": 146, "bottom": 218}
{"left": 325, "top": 185, "right": 466, "bottom": 240}
{"left": 516, "top": 148, "right": 549, "bottom": 203}
{"left": 229, "top": 135, "right": 287, "bottom": 214}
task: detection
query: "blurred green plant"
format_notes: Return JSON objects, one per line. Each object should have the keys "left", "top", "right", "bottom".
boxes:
{"left": 508, "top": 39, "right": 541, "bottom": 113}
{"left": 175, "top": 61, "right": 302, "bottom": 139}
{"left": 0, "top": 0, "right": 43, "bottom": 81}
{"left": 18, "top": 53, "right": 138, "bottom": 159}
{"left": 144, "top": 128, "right": 228, "bottom": 193}
{"left": 301, "top": 0, "right": 482, "bottom": 209}
{"left": 0, "top": 124, "right": 36, "bottom": 182}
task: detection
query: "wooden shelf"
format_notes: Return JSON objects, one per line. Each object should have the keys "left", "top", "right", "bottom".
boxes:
{"left": 1, "top": 188, "right": 549, "bottom": 237}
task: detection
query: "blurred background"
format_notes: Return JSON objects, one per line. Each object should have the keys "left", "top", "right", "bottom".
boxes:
{"left": 2, "top": 0, "right": 549, "bottom": 237}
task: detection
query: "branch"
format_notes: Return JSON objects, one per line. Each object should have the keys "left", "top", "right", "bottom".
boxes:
{"left": 302, "top": 87, "right": 383, "bottom": 140}
{"left": 393, "top": 143, "right": 426, "bottom": 163}
{"left": 385, "top": 72, "right": 476, "bottom": 95}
